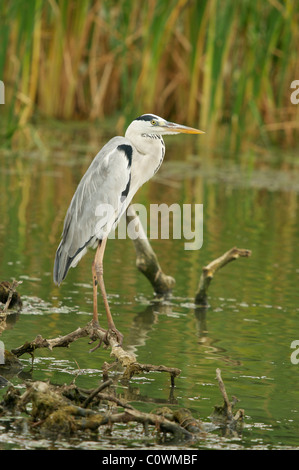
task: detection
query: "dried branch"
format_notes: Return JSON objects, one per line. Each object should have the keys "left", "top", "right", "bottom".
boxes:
{"left": 195, "top": 247, "right": 252, "bottom": 305}
{"left": 10, "top": 321, "right": 181, "bottom": 385}
{"left": 11, "top": 321, "right": 137, "bottom": 368}
{"left": 90, "top": 392, "right": 134, "bottom": 410}
{"left": 82, "top": 379, "right": 113, "bottom": 408}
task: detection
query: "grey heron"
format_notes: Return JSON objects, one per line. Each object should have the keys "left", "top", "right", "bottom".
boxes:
{"left": 53, "top": 114, "right": 204, "bottom": 345}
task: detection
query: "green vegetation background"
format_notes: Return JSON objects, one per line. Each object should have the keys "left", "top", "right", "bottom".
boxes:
{"left": 1, "top": 0, "right": 298, "bottom": 151}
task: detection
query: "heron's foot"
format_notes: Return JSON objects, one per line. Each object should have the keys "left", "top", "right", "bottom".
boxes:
{"left": 88, "top": 320, "right": 107, "bottom": 352}
{"left": 89, "top": 338, "right": 103, "bottom": 353}
{"left": 104, "top": 326, "right": 124, "bottom": 346}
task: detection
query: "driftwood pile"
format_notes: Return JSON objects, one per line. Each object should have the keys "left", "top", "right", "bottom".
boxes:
{"left": 0, "top": 367, "right": 243, "bottom": 443}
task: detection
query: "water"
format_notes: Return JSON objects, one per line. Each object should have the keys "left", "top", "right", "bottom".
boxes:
{"left": 0, "top": 123, "right": 299, "bottom": 449}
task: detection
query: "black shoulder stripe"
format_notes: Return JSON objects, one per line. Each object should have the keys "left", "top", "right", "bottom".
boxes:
{"left": 117, "top": 144, "right": 132, "bottom": 167}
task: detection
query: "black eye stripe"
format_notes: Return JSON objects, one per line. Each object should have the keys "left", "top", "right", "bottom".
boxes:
{"left": 136, "top": 114, "right": 157, "bottom": 122}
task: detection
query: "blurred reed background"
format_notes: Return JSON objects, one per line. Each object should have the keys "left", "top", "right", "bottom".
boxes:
{"left": 1, "top": 0, "right": 298, "bottom": 151}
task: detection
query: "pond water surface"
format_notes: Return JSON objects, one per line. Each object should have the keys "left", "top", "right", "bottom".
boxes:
{"left": 0, "top": 123, "right": 299, "bottom": 450}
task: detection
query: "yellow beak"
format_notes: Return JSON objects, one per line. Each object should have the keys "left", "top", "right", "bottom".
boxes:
{"left": 164, "top": 121, "right": 205, "bottom": 134}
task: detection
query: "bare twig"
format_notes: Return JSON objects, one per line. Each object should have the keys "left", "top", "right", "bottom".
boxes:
{"left": 195, "top": 247, "right": 252, "bottom": 305}
{"left": 90, "top": 392, "right": 134, "bottom": 410}
{"left": 82, "top": 379, "right": 113, "bottom": 408}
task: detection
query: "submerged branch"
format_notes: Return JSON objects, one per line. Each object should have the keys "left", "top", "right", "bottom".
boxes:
{"left": 195, "top": 247, "right": 252, "bottom": 305}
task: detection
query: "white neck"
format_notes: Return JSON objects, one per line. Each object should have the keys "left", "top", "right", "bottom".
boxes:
{"left": 125, "top": 129, "right": 166, "bottom": 188}
{"left": 125, "top": 128, "right": 163, "bottom": 153}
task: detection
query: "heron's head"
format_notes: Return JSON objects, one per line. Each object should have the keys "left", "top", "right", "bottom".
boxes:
{"left": 126, "top": 114, "right": 204, "bottom": 137}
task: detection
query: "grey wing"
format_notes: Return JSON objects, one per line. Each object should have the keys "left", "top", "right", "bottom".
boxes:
{"left": 53, "top": 137, "right": 133, "bottom": 285}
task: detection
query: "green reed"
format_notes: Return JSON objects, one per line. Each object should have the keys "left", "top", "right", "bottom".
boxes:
{"left": 1, "top": 0, "right": 298, "bottom": 151}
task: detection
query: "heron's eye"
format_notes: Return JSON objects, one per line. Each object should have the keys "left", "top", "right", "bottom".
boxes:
{"left": 151, "top": 119, "right": 158, "bottom": 126}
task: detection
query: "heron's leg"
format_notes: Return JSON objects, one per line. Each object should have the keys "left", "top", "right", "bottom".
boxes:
{"left": 94, "top": 238, "right": 123, "bottom": 344}
{"left": 92, "top": 259, "right": 99, "bottom": 326}
{"left": 91, "top": 253, "right": 107, "bottom": 349}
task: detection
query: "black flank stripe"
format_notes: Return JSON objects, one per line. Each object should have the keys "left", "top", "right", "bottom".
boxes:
{"left": 121, "top": 174, "right": 131, "bottom": 199}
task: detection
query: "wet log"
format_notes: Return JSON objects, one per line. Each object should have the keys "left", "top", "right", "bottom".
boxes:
{"left": 173, "top": 408, "right": 203, "bottom": 433}
{"left": 126, "top": 205, "right": 175, "bottom": 296}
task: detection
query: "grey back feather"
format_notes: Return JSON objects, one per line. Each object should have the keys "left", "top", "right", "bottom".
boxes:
{"left": 53, "top": 136, "right": 132, "bottom": 285}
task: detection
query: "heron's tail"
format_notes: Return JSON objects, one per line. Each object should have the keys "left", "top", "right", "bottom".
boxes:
{"left": 53, "top": 241, "right": 89, "bottom": 286}
{"left": 53, "top": 242, "right": 70, "bottom": 286}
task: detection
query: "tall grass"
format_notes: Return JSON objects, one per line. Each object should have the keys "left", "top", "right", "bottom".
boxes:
{"left": 1, "top": 0, "right": 298, "bottom": 150}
